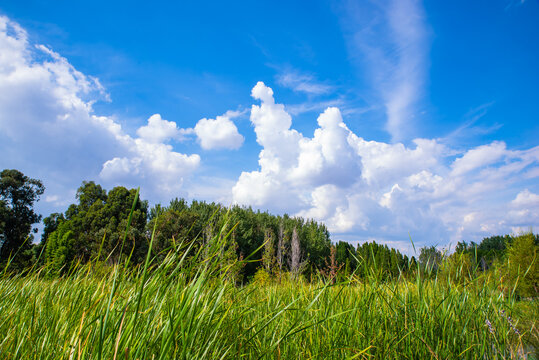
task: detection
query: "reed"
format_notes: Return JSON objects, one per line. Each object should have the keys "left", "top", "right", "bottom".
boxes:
{"left": 0, "top": 201, "right": 535, "bottom": 359}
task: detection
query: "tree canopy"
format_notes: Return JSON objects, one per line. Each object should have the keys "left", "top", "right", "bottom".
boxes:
{"left": 0, "top": 169, "right": 44, "bottom": 267}
{"left": 0, "top": 169, "right": 536, "bottom": 295}
{"left": 44, "top": 182, "right": 148, "bottom": 272}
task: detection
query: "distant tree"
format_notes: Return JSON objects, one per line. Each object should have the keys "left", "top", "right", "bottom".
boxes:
{"left": 44, "top": 182, "right": 147, "bottom": 271}
{"left": 355, "top": 241, "right": 409, "bottom": 280}
{"left": 168, "top": 198, "right": 189, "bottom": 213}
{"left": 34, "top": 212, "right": 65, "bottom": 264}
{"left": 456, "top": 235, "right": 512, "bottom": 271}
{"left": 289, "top": 227, "right": 303, "bottom": 279}
{"left": 148, "top": 203, "right": 165, "bottom": 221}
{"left": 147, "top": 208, "right": 199, "bottom": 262}
{"left": 44, "top": 221, "right": 75, "bottom": 273}
{"left": 476, "top": 235, "right": 511, "bottom": 270}
{"left": 0, "top": 169, "right": 44, "bottom": 268}
{"left": 502, "top": 232, "right": 538, "bottom": 298}
{"left": 76, "top": 181, "right": 107, "bottom": 211}
{"left": 455, "top": 241, "right": 469, "bottom": 254}
{"left": 262, "top": 228, "right": 276, "bottom": 274}
{"left": 300, "top": 220, "right": 331, "bottom": 271}
{"left": 276, "top": 220, "right": 285, "bottom": 280}
{"left": 419, "top": 246, "right": 443, "bottom": 274}
{"left": 335, "top": 241, "right": 357, "bottom": 276}
{"left": 41, "top": 213, "right": 65, "bottom": 243}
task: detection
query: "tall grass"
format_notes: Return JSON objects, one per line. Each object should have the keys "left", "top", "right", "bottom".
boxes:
{"left": 0, "top": 203, "right": 536, "bottom": 359}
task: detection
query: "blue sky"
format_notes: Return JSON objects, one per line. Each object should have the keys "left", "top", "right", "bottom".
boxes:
{"left": 1, "top": 0, "right": 538, "bottom": 253}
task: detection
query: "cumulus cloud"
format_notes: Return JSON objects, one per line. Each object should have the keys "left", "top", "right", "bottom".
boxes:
{"left": 136, "top": 114, "right": 183, "bottom": 143}
{"left": 193, "top": 110, "right": 244, "bottom": 150}
{"left": 512, "top": 189, "right": 539, "bottom": 207}
{"left": 0, "top": 15, "right": 199, "bottom": 205}
{"left": 233, "top": 83, "right": 539, "bottom": 251}
{"left": 99, "top": 116, "right": 200, "bottom": 197}
{"left": 2, "top": 14, "right": 538, "bottom": 253}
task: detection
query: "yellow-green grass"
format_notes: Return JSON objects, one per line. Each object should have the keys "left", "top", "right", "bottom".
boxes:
{"left": 0, "top": 256, "right": 536, "bottom": 359}
{"left": 1, "top": 197, "right": 536, "bottom": 359}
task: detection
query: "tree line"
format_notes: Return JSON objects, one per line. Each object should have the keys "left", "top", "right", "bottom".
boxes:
{"left": 0, "top": 169, "right": 537, "bottom": 296}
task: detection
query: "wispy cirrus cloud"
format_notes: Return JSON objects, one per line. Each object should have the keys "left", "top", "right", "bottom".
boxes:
{"left": 440, "top": 102, "right": 503, "bottom": 146}
{"left": 335, "top": 0, "right": 430, "bottom": 142}
{"left": 276, "top": 69, "right": 333, "bottom": 95}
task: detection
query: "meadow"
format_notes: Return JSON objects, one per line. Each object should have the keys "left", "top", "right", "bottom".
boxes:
{"left": 0, "top": 228, "right": 536, "bottom": 360}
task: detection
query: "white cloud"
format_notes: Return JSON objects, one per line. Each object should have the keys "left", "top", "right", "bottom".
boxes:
{"left": 276, "top": 69, "right": 332, "bottom": 95}
{"left": 2, "top": 15, "right": 538, "bottom": 254}
{"left": 193, "top": 111, "right": 244, "bottom": 150}
{"left": 232, "top": 83, "right": 539, "bottom": 252}
{"left": 99, "top": 131, "right": 200, "bottom": 197}
{"left": 512, "top": 189, "right": 539, "bottom": 207}
{"left": 451, "top": 141, "right": 507, "bottom": 176}
{"left": 336, "top": 0, "right": 429, "bottom": 142}
{"left": 0, "top": 15, "right": 200, "bottom": 205}
{"left": 507, "top": 189, "right": 539, "bottom": 230}
{"left": 136, "top": 114, "right": 183, "bottom": 143}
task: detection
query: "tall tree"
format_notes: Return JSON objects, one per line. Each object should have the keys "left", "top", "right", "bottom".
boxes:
{"left": 41, "top": 213, "right": 65, "bottom": 243}
{"left": 419, "top": 246, "right": 443, "bottom": 274}
{"left": 0, "top": 169, "right": 44, "bottom": 267}
{"left": 44, "top": 182, "right": 147, "bottom": 270}
{"left": 262, "top": 228, "right": 276, "bottom": 274}
{"left": 276, "top": 220, "right": 284, "bottom": 278}
{"left": 289, "top": 227, "right": 303, "bottom": 278}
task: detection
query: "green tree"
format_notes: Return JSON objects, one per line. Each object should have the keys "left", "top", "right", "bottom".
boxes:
{"left": 419, "top": 246, "right": 442, "bottom": 275}
{"left": 502, "top": 232, "right": 538, "bottom": 298}
{"left": 44, "top": 221, "right": 75, "bottom": 273}
{"left": 335, "top": 241, "right": 357, "bottom": 276}
{"left": 33, "top": 212, "right": 65, "bottom": 265}
{"left": 41, "top": 213, "right": 65, "bottom": 243}
{"left": 262, "top": 228, "right": 276, "bottom": 274}
{"left": 147, "top": 207, "right": 199, "bottom": 262}
{"left": 44, "top": 182, "right": 147, "bottom": 271}
{"left": 0, "top": 169, "right": 44, "bottom": 268}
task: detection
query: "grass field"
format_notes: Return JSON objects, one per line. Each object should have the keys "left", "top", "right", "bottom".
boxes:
{"left": 0, "top": 238, "right": 537, "bottom": 360}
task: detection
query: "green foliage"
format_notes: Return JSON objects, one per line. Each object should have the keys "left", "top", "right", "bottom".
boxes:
{"left": 355, "top": 241, "right": 410, "bottom": 280}
{"left": 145, "top": 200, "right": 331, "bottom": 281}
{"left": 147, "top": 208, "right": 199, "bottom": 262}
{"left": 456, "top": 234, "right": 512, "bottom": 270}
{"left": 439, "top": 252, "right": 475, "bottom": 285}
{"left": 502, "top": 232, "right": 538, "bottom": 298}
{"left": 1, "top": 171, "right": 537, "bottom": 358}
{"left": 0, "top": 244, "right": 534, "bottom": 359}
{"left": 419, "top": 245, "right": 443, "bottom": 274}
{"left": 262, "top": 228, "right": 276, "bottom": 274}
{"left": 0, "top": 169, "right": 44, "bottom": 269}
{"left": 41, "top": 212, "right": 64, "bottom": 243}
{"left": 335, "top": 241, "right": 357, "bottom": 274}
{"left": 253, "top": 267, "right": 272, "bottom": 285}
{"left": 43, "top": 221, "right": 75, "bottom": 273}
{"left": 43, "top": 182, "right": 148, "bottom": 272}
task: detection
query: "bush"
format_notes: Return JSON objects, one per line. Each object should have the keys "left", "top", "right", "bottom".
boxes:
{"left": 253, "top": 268, "right": 272, "bottom": 286}
{"left": 501, "top": 232, "right": 538, "bottom": 298}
